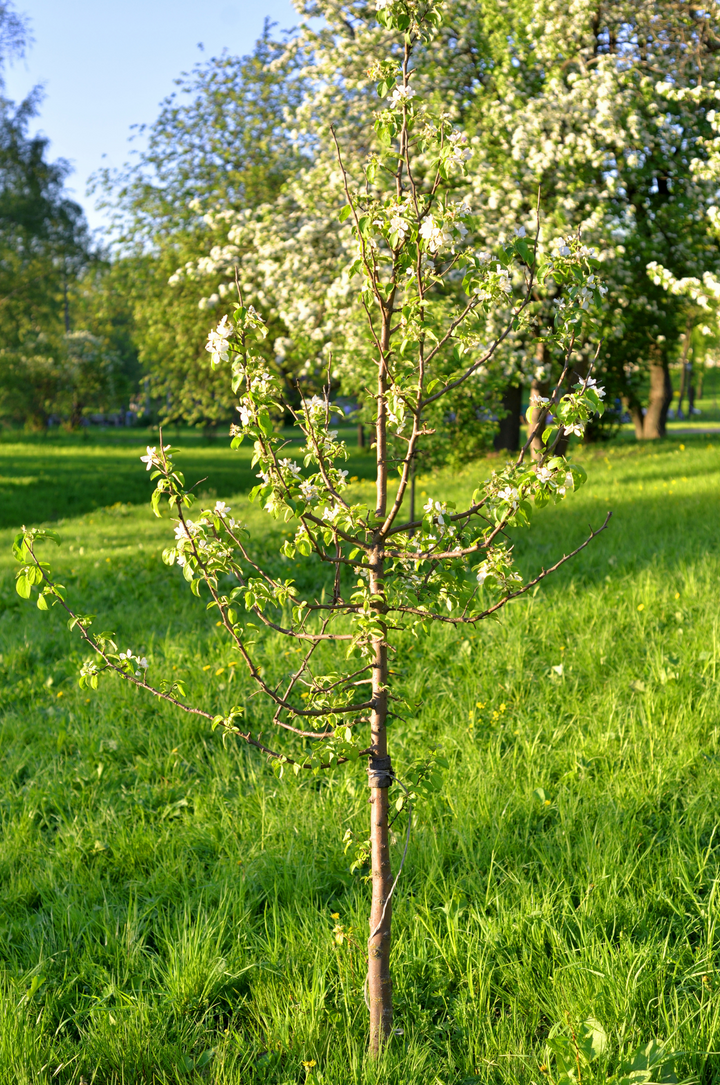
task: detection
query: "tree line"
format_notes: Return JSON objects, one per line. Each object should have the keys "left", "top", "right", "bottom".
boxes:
{"left": 3, "top": 0, "right": 720, "bottom": 450}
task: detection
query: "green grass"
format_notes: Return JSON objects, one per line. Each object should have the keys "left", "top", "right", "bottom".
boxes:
{"left": 0, "top": 425, "right": 376, "bottom": 530}
{"left": 1, "top": 432, "right": 720, "bottom": 1083}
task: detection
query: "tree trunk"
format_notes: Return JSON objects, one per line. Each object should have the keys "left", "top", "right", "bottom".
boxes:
{"left": 409, "top": 454, "right": 416, "bottom": 528}
{"left": 677, "top": 362, "right": 687, "bottom": 418}
{"left": 70, "top": 399, "right": 84, "bottom": 430}
{"left": 643, "top": 351, "right": 672, "bottom": 439}
{"left": 358, "top": 423, "right": 365, "bottom": 449}
{"left": 624, "top": 395, "right": 645, "bottom": 440}
{"left": 676, "top": 319, "right": 693, "bottom": 419}
{"left": 687, "top": 365, "right": 696, "bottom": 417}
{"left": 367, "top": 625, "right": 392, "bottom": 1055}
{"left": 367, "top": 311, "right": 393, "bottom": 1057}
{"left": 494, "top": 383, "right": 521, "bottom": 452}
{"left": 527, "top": 377, "right": 550, "bottom": 460}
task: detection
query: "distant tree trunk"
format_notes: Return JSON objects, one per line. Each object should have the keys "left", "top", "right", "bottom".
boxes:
{"left": 677, "top": 363, "right": 687, "bottom": 418}
{"left": 357, "top": 423, "right": 365, "bottom": 449}
{"left": 624, "top": 395, "right": 645, "bottom": 440}
{"left": 687, "top": 364, "right": 696, "bottom": 416}
{"left": 494, "top": 383, "right": 521, "bottom": 452}
{"left": 69, "top": 399, "right": 84, "bottom": 430}
{"left": 676, "top": 318, "right": 693, "bottom": 419}
{"left": 63, "top": 262, "right": 71, "bottom": 335}
{"left": 697, "top": 366, "right": 705, "bottom": 400}
{"left": 642, "top": 349, "right": 672, "bottom": 439}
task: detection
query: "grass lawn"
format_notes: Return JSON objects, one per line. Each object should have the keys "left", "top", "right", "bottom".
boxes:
{"left": 0, "top": 431, "right": 719, "bottom": 1083}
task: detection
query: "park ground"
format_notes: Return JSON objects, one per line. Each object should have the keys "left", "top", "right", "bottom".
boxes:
{"left": 0, "top": 424, "right": 719, "bottom": 1083}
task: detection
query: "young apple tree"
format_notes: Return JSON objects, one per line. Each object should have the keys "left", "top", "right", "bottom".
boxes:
{"left": 13, "top": 0, "right": 610, "bottom": 1056}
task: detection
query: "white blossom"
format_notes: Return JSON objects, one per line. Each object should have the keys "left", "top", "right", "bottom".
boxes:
{"left": 118, "top": 649, "right": 149, "bottom": 676}
{"left": 279, "top": 458, "right": 302, "bottom": 478}
{"left": 389, "top": 84, "right": 417, "bottom": 108}
{"left": 141, "top": 446, "right": 158, "bottom": 471}
{"left": 447, "top": 131, "right": 472, "bottom": 166}
{"left": 389, "top": 215, "right": 409, "bottom": 240}
{"left": 419, "top": 217, "right": 451, "bottom": 253}
{"left": 577, "top": 376, "right": 606, "bottom": 399}
{"left": 174, "top": 521, "right": 198, "bottom": 541}
{"left": 205, "top": 314, "right": 234, "bottom": 365}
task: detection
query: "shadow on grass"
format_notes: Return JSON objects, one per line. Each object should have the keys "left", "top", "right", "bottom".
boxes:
{"left": 0, "top": 429, "right": 377, "bottom": 530}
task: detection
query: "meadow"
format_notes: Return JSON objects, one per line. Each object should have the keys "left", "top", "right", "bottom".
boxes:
{"left": 0, "top": 428, "right": 719, "bottom": 1084}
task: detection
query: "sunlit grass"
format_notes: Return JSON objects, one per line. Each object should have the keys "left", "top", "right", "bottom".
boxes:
{"left": 0, "top": 433, "right": 719, "bottom": 1082}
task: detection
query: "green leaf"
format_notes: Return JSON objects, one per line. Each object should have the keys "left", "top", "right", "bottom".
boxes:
{"left": 547, "top": 1035, "right": 577, "bottom": 1081}
{"left": 609, "top": 1040, "right": 680, "bottom": 1085}
{"left": 514, "top": 238, "right": 533, "bottom": 264}
{"left": 570, "top": 463, "right": 587, "bottom": 486}
{"left": 195, "top": 1049, "right": 215, "bottom": 1070}
{"left": 258, "top": 411, "right": 274, "bottom": 437}
{"left": 15, "top": 575, "right": 31, "bottom": 599}
{"left": 577, "top": 1019, "right": 607, "bottom": 1063}
{"left": 338, "top": 204, "right": 352, "bottom": 222}
{"left": 36, "top": 592, "right": 49, "bottom": 611}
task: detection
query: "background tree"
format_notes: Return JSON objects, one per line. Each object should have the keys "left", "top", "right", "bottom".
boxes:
{"left": 14, "top": 0, "right": 609, "bottom": 1055}
{"left": 93, "top": 25, "right": 307, "bottom": 424}
{"left": 0, "top": 96, "right": 130, "bottom": 429}
{"left": 167, "top": 0, "right": 720, "bottom": 447}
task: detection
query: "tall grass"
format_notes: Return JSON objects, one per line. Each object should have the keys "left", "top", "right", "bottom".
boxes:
{"left": 0, "top": 434, "right": 718, "bottom": 1083}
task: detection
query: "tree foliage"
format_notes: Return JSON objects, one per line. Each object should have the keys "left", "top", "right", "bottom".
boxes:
{"left": 93, "top": 24, "right": 307, "bottom": 423}
{"left": 157, "top": 0, "right": 720, "bottom": 442}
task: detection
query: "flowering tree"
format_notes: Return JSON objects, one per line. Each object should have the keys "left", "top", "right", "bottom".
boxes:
{"left": 13, "top": 0, "right": 610, "bottom": 1056}
{"left": 165, "top": 0, "right": 720, "bottom": 447}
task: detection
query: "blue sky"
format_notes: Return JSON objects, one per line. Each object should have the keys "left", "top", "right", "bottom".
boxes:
{"left": 5, "top": 0, "right": 298, "bottom": 234}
